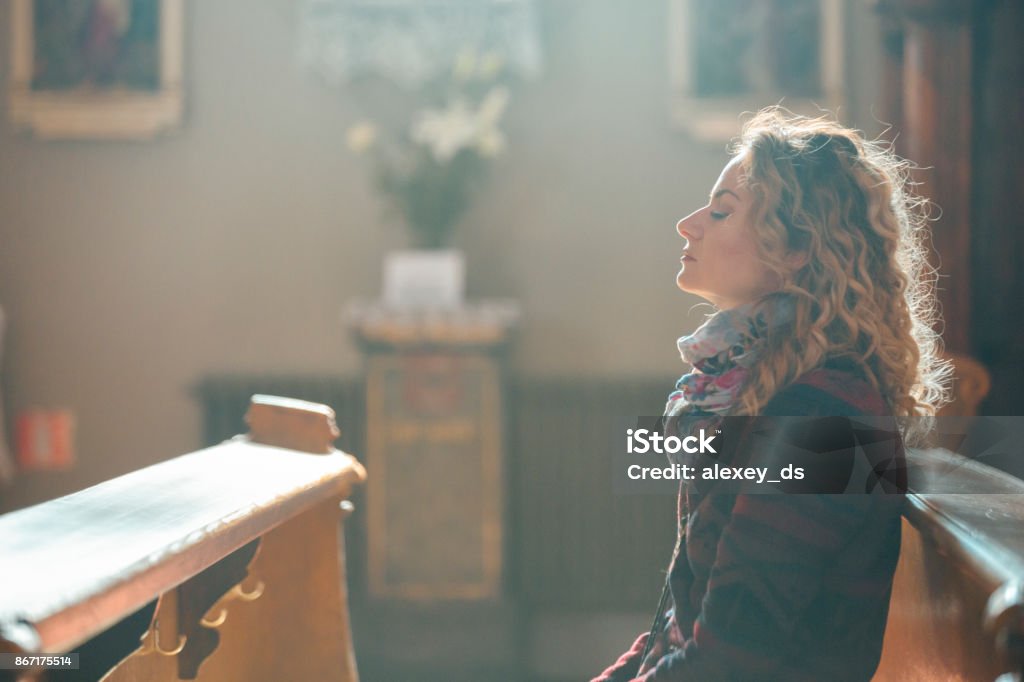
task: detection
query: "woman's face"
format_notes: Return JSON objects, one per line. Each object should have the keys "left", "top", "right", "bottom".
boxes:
{"left": 676, "top": 155, "right": 779, "bottom": 309}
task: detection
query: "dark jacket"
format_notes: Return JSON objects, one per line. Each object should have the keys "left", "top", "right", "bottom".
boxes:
{"left": 593, "top": 362, "right": 906, "bottom": 682}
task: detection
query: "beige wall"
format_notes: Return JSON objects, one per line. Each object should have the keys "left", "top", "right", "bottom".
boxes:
{"left": 0, "top": 1, "right": 884, "bottom": 501}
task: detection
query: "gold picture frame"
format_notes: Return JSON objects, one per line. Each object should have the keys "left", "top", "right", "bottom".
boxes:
{"left": 8, "top": 0, "right": 184, "bottom": 139}
{"left": 668, "top": 0, "right": 844, "bottom": 141}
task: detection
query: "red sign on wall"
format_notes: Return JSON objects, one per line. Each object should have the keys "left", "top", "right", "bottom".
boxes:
{"left": 15, "top": 410, "right": 75, "bottom": 471}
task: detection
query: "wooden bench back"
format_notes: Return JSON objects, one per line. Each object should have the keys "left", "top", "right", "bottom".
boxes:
{"left": 0, "top": 395, "right": 365, "bottom": 682}
{"left": 875, "top": 448, "right": 1024, "bottom": 681}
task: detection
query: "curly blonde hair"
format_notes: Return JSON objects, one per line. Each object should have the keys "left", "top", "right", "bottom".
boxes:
{"left": 728, "top": 108, "right": 951, "bottom": 438}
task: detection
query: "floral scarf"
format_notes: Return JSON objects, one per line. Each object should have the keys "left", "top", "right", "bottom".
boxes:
{"left": 663, "top": 294, "right": 795, "bottom": 461}
{"left": 638, "top": 294, "right": 797, "bottom": 670}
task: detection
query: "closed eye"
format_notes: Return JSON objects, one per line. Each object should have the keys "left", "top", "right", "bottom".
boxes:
{"left": 710, "top": 211, "right": 729, "bottom": 221}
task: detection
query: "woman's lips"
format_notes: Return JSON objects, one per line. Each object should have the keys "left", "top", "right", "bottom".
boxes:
{"left": 681, "top": 254, "right": 696, "bottom": 262}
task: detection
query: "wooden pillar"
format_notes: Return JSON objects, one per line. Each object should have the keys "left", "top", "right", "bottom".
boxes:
{"left": 875, "top": 0, "right": 977, "bottom": 354}
{"left": 903, "top": 18, "right": 973, "bottom": 353}
{"left": 970, "top": 0, "right": 1024, "bottom": 414}
{"left": 877, "top": 13, "right": 905, "bottom": 149}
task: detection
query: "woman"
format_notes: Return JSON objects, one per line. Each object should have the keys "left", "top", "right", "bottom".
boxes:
{"left": 592, "top": 108, "right": 950, "bottom": 682}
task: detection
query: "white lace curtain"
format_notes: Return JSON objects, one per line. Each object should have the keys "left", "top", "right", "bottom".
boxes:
{"left": 298, "top": 0, "right": 543, "bottom": 88}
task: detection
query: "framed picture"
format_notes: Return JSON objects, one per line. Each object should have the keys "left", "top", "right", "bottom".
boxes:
{"left": 668, "top": 0, "right": 843, "bottom": 141}
{"left": 8, "top": 0, "right": 184, "bottom": 139}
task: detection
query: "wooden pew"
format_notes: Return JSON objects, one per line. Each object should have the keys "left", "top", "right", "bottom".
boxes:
{"left": 876, "top": 447, "right": 1024, "bottom": 681}
{"left": 0, "top": 395, "right": 365, "bottom": 681}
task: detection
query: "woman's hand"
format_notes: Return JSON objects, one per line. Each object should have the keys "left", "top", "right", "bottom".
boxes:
{"left": 636, "top": 635, "right": 665, "bottom": 676}
{"left": 637, "top": 614, "right": 686, "bottom": 676}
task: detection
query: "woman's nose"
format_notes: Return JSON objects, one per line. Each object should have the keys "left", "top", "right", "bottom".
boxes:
{"left": 677, "top": 209, "right": 703, "bottom": 240}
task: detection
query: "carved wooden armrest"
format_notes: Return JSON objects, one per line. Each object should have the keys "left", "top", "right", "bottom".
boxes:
{"left": 987, "top": 582, "right": 1024, "bottom": 682}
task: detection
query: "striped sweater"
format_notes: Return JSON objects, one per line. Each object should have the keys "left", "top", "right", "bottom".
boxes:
{"left": 593, "top": 362, "right": 906, "bottom": 682}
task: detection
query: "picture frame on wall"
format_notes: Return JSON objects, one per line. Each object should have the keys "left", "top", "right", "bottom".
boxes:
{"left": 7, "top": 0, "right": 184, "bottom": 140}
{"left": 668, "top": 0, "right": 843, "bottom": 141}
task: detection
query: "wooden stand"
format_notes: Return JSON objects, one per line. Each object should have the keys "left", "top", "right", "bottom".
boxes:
{"left": 347, "top": 301, "right": 521, "bottom": 680}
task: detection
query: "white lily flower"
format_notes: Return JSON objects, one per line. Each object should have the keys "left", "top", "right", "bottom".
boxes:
{"left": 478, "top": 87, "right": 510, "bottom": 127}
{"left": 345, "top": 121, "right": 378, "bottom": 154}
{"left": 452, "top": 48, "right": 477, "bottom": 82}
{"left": 410, "top": 98, "right": 479, "bottom": 162}
{"left": 471, "top": 87, "right": 510, "bottom": 158}
{"left": 477, "top": 52, "right": 505, "bottom": 81}
{"left": 476, "top": 129, "right": 506, "bottom": 158}
{"left": 345, "top": 56, "right": 513, "bottom": 247}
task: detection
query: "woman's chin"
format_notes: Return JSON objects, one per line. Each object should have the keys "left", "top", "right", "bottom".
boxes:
{"left": 676, "top": 271, "right": 692, "bottom": 292}
{"left": 676, "top": 274, "right": 711, "bottom": 302}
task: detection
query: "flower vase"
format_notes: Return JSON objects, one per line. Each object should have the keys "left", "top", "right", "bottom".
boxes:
{"left": 382, "top": 249, "right": 466, "bottom": 309}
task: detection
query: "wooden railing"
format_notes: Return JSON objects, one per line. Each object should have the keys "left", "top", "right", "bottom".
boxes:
{"left": 876, "top": 448, "right": 1024, "bottom": 682}
{"left": 0, "top": 395, "right": 366, "bottom": 682}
